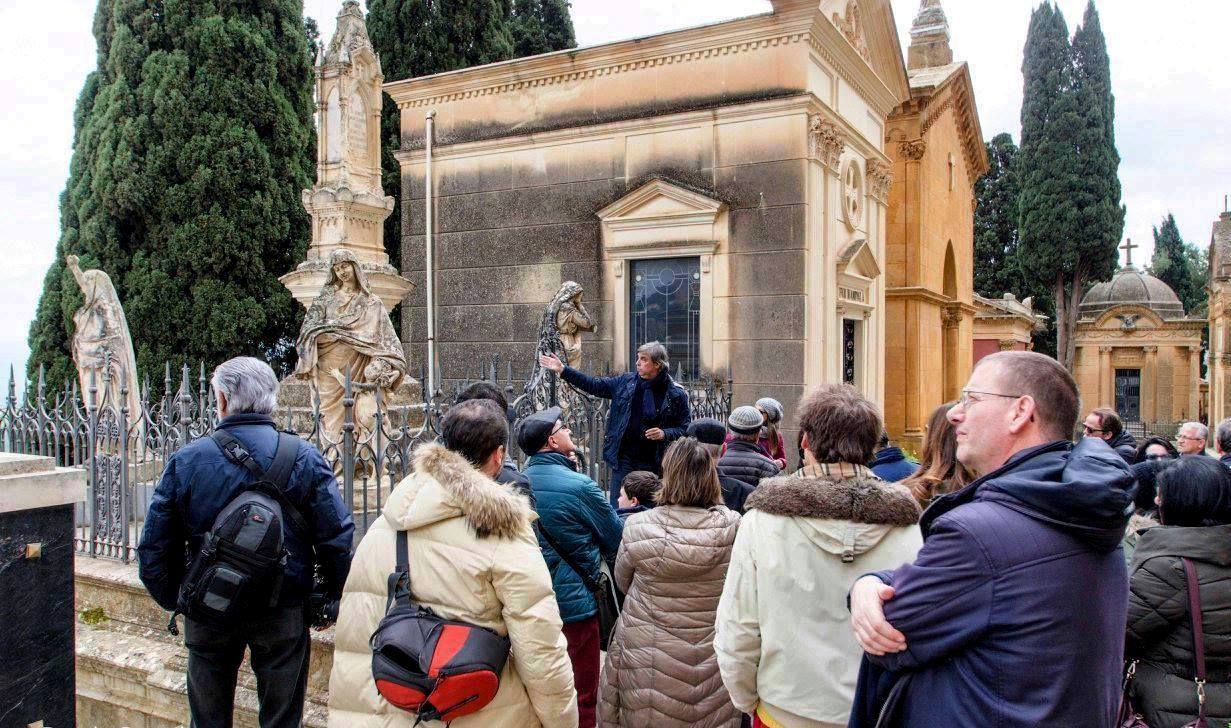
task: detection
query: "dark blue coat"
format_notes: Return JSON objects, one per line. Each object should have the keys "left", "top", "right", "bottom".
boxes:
{"left": 137, "top": 414, "right": 355, "bottom": 612}
{"left": 523, "top": 451, "right": 623, "bottom": 623}
{"left": 869, "top": 447, "right": 919, "bottom": 483}
{"left": 861, "top": 437, "right": 1133, "bottom": 727}
{"left": 561, "top": 366, "right": 691, "bottom": 467}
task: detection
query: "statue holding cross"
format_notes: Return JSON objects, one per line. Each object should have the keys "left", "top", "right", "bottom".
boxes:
{"left": 1120, "top": 238, "right": 1138, "bottom": 267}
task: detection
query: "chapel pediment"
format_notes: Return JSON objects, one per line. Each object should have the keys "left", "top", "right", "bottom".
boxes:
{"left": 597, "top": 179, "right": 727, "bottom": 254}
{"left": 838, "top": 238, "right": 882, "bottom": 280}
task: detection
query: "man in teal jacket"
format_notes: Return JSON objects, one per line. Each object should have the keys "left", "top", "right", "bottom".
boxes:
{"left": 519, "top": 406, "right": 623, "bottom": 728}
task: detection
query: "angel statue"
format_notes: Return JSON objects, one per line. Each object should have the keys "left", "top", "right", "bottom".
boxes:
{"left": 523, "top": 281, "right": 597, "bottom": 412}
{"left": 67, "top": 254, "right": 142, "bottom": 424}
{"left": 293, "top": 248, "right": 407, "bottom": 445}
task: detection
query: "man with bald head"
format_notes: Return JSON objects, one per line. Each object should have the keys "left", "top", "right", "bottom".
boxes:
{"left": 848, "top": 352, "right": 1133, "bottom": 727}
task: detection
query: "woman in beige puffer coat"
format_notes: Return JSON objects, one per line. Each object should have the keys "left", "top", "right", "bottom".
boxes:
{"left": 599, "top": 437, "right": 742, "bottom": 727}
{"left": 328, "top": 438, "right": 578, "bottom": 728}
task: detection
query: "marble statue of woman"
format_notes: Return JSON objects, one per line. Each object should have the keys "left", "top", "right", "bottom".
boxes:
{"left": 553, "top": 281, "right": 597, "bottom": 369}
{"left": 523, "top": 281, "right": 597, "bottom": 413}
{"left": 67, "top": 254, "right": 142, "bottom": 423}
{"left": 293, "top": 248, "right": 407, "bottom": 444}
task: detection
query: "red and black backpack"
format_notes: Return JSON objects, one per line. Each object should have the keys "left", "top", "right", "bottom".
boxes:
{"left": 370, "top": 530, "right": 511, "bottom": 723}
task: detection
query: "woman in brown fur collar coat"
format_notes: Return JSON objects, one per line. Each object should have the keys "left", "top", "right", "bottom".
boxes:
{"left": 715, "top": 385, "right": 922, "bottom": 728}
{"left": 599, "top": 438, "right": 742, "bottom": 727}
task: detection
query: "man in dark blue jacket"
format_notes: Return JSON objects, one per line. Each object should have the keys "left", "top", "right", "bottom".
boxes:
{"left": 138, "top": 357, "right": 354, "bottom": 728}
{"left": 868, "top": 431, "right": 918, "bottom": 482}
{"left": 849, "top": 351, "right": 1133, "bottom": 727}
{"left": 540, "top": 340, "right": 691, "bottom": 507}
{"left": 519, "top": 406, "right": 623, "bottom": 728}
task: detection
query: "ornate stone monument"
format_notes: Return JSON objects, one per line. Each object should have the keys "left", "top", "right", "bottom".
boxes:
{"left": 524, "top": 281, "right": 597, "bottom": 413}
{"left": 279, "top": 0, "right": 412, "bottom": 312}
{"left": 292, "top": 248, "right": 408, "bottom": 445}
{"left": 66, "top": 255, "right": 142, "bottom": 420}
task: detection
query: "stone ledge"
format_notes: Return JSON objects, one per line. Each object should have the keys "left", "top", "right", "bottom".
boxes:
{"left": 75, "top": 557, "right": 334, "bottom": 727}
{"left": 0, "top": 454, "right": 86, "bottom": 513}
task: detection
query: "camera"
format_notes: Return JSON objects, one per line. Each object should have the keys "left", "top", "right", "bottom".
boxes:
{"left": 309, "top": 565, "right": 340, "bottom": 628}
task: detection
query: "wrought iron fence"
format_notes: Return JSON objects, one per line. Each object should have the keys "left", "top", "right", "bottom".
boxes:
{"left": 1, "top": 357, "right": 731, "bottom": 562}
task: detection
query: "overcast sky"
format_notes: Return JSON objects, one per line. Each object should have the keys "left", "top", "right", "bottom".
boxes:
{"left": 2, "top": 0, "right": 1228, "bottom": 386}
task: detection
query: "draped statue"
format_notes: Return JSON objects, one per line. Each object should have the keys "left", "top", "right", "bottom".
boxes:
{"left": 293, "top": 248, "right": 407, "bottom": 444}
{"left": 67, "top": 255, "right": 141, "bottom": 422}
{"left": 523, "top": 281, "right": 597, "bottom": 412}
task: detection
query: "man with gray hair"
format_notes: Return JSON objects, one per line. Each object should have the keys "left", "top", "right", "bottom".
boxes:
{"left": 1176, "top": 421, "right": 1209, "bottom": 456}
{"left": 540, "top": 340, "right": 691, "bottom": 507}
{"left": 138, "top": 356, "right": 354, "bottom": 728}
{"left": 1216, "top": 419, "right": 1231, "bottom": 470}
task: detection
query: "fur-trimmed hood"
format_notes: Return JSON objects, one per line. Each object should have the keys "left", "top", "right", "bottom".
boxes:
{"left": 746, "top": 468, "right": 921, "bottom": 559}
{"left": 382, "top": 442, "right": 531, "bottom": 539}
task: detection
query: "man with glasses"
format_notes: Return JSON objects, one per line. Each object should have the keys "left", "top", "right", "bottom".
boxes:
{"left": 848, "top": 351, "right": 1134, "bottom": 727}
{"left": 519, "top": 407, "right": 623, "bottom": 727}
{"left": 1081, "top": 407, "right": 1137, "bottom": 463}
{"left": 1176, "top": 421, "right": 1209, "bottom": 456}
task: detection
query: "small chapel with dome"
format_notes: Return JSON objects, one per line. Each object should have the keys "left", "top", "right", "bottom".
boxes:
{"left": 1072, "top": 239, "right": 1205, "bottom": 425}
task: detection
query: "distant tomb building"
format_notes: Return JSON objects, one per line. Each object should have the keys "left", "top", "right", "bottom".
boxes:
{"left": 1073, "top": 241, "right": 1204, "bottom": 425}
{"left": 882, "top": 0, "right": 987, "bottom": 449}
{"left": 972, "top": 293, "right": 1046, "bottom": 364}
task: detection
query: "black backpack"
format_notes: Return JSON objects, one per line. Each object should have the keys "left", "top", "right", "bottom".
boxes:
{"left": 167, "top": 429, "right": 308, "bottom": 635}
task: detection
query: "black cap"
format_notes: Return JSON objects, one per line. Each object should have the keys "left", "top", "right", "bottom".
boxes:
{"left": 688, "top": 417, "right": 728, "bottom": 446}
{"left": 515, "top": 406, "right": 564, "bottom": 455}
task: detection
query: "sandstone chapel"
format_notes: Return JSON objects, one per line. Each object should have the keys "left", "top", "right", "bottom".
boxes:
{"left": 386, "top": 0, "right": 984, "bottom": 446}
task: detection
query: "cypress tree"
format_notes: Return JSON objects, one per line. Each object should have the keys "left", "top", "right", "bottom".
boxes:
{"left": 1071, "top": 0, "right": 1123, "bottom": 287}
{"left": 26, "top": 0, "right": 316, "bottom": 382}
{"left": 1018, "top": 2, "right": 1111, "bottom": 370}
{"left": 974, "top": 133, "right": 1023, "bottom": 299}
{"left": 366, "top": 0, "right": 575, "bottom": 279}
{"left": 511, "top": 0, "right": 577, "bottom": 57}
{"left": 1150, "top": 213, "right": 1207, "bottom": 316}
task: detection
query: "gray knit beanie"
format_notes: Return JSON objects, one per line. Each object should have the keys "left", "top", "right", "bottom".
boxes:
{"left": 728, "top": 405, "right": 765, "bottom": 435}
{"left": 756, "top": 397, "right": 784, "bottom": 423}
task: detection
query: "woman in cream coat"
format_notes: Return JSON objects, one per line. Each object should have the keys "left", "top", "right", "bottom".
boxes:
{"left": 328, "top": 429, "right": 578, "bottom": 728}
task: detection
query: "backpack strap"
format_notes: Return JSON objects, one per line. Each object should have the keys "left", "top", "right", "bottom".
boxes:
{"left": 1181, "top": 556, "right": 1208, "bottom": 720}
{"left": 533, "top": 522, "right": 600, "bottom": 593}
{"left": 387, "top": 530, "right": 413, "bottom": 610}
{"left": 211, "top": 429, "right": 311, "bottom": 539}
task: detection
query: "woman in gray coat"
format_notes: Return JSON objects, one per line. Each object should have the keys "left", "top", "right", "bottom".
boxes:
{"left": 599, "top": 438, "right": 741, "bottom": 727}
{"left": 1125, "top": 455, "right": 1231, "bottom": 727}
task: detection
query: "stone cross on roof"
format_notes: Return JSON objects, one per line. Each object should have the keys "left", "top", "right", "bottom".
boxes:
{"left": 1121, "top": 238, "right": 1138, "bottom": 268}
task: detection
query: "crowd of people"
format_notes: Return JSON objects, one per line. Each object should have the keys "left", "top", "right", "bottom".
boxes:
{"left": 134, "top": 345, "right": 1231, "bottom": 728}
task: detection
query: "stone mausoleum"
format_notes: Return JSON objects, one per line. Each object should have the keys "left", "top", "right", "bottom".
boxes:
{"left": 1073, "top": 243, "right": 1205, "bottom": 425}
{"left": 1206, "top": 207, "right": 1231, "bottom": 427}
{"left": 386, "top": 0, "right": 984, "bottom": 444}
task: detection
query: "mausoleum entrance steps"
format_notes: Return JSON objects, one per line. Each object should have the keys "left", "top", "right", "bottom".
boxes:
{"left": 75, "top": 556, "right": 334, "bottom": 727}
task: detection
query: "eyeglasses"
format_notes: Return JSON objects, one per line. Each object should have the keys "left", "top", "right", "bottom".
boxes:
{"left": 1177, "top": 434, "right": 1204, "bottom": 441}
{"left": 549, "top": 422, "right": 569, "bottom": 437}
{"left": 1145, "top": 453, "right": 1174, "bottom": 461}
{"left": 956, "top": 389, "right": 1023, "bottom": 409}
{"left": 1082, "top": 425, "right": 1105, "bottom": 435}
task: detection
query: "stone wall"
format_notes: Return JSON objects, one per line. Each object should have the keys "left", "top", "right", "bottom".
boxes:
{"left": 400, "top": 105, "right": 811, "bottom": 438}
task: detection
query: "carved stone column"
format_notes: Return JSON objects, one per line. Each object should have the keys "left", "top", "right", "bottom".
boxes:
{"left": 1189, "top": 344, "right": 1201, "bottom": 421}
{"left": 1098, "top": 346, "right": 1112, "bottom": 407}
{"left": 1143, "top": 346, "right": 1159, "bottom": 421}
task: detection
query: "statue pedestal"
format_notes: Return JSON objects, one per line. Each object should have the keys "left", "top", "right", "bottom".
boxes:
{"left": 275, "top": 376, "right": 424, "bottom": 437}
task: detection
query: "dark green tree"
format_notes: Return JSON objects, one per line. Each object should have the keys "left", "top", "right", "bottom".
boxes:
{"left": 366, "top": 0, "right": 575, "bottom": 281}
{"left": 1018, "top": 1, "right": 1121, "bottom": 370}
{"left": 1149, "top": 213, "right": 1207, "bottom": 316}
{"left": 510, "top": 0, "right": 576, "bottom": 57}
{"left": 974, "top": 133, "right": 1023, "bottom": 298}
{"left": 26, "top": 0, "right": 316, "bottom": 383}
